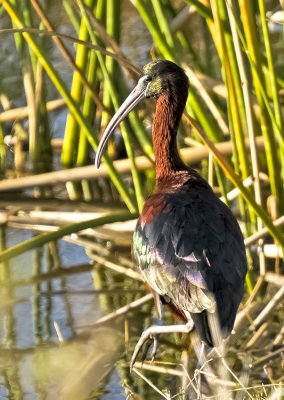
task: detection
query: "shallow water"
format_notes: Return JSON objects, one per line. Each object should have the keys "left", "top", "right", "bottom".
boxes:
{"left": 0, "top": 226, "right": 189, "bottom": 399}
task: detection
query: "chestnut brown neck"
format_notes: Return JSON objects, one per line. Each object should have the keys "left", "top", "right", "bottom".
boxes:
{"left": 152, "top": 93, "right": 187, "bottom": 182}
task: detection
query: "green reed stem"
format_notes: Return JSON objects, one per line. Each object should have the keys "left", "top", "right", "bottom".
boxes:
{"left": 76, "top": 0, "right": 105, "bottom": 166}
{"left": 219, "top": 0, "right": 248, "bottom": 150}
{"left": 63, "top": 0, "right": 80, "bottom": 33}
{"left": 184, "top": 0, "right": 213, "bottom": 20}
{"left": 78, "top": 0, "right": 144, "bottom": 212}
{"left": 76, "top": 48, "right": 98, "bottom": 166}
{"left": 2, "top": 0, "right": 136, "bottom": 212}
{"left": 258, "top": 0, "right": 284, "bottom": 189}
{"left": 130, "top": 0, "right": 174, "bottom": 61}
{"left": 226, "top": 5, "right": 284, "bottom": 152}
{"left": 187, "top": 89, "right": 223, "bottom": 142}
{"left": 152, "top": 0, "right": 174, "bottom": 49}
{"left": 238, "top": 0, "right": 284, "bottom": 211}
{"left": 133, "top": 0, "right": 222, "bottom": 143}
{"left": 101, "top": 0, "right": 117, "bottom": 131}
{"left": 81, "top": 2, "right": 152, "bottom": 159}
{"left": 258, "top": 0, "right": 283, "bottom": 133}
{"left": 212, "top": 0, "right": 249, "bottom": 176}
{"left": 21, "top": 0, "right": 37, "bottom": 73}
{"left": 227, "top": 0, "right": 265, "bottom": 275}
{"left": 211, "top": 0, "right": 256, "bottom": 233}
{"left": 12, "top": 0, "right": 43, "bottom": 168}
{"left": 62, "top": 0, "right": 95, "bottom": 168}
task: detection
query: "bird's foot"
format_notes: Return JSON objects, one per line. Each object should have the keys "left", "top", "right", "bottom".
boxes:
{"left": 130, "top": 321, "right": 194, "bottom": 372}
{"left": 130, "top": 326, "right": 160, "bottom": 372}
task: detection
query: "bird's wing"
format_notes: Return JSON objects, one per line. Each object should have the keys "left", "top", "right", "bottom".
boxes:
{"left": 134, "top": 183, "right": 247, "bottom": 316}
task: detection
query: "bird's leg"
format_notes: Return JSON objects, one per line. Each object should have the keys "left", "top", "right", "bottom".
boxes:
{"left": 196, "top": 341, "right": 206, "bottom": 399}
{"left": 130, "top": 320, "right": 194, "bottom": 371}
{"left": 197, "top": 341, "right": 207, "bottom": 366}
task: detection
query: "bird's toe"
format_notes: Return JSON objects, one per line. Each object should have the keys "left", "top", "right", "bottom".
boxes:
{"left": 130, "top": 328, "right": 160, "bottom": 372}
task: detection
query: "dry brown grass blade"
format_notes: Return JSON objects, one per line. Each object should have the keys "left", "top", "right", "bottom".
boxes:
{"left": 83, "top": 293, "right": 153, "bottom": 328}
{"left": 0, "top": 138, "right": 264, "bottom": 191}
{"left": 251, "top": 285, "right": 284, "bottom": 330}
{"left": 90, "top": 253, "right": 143, "bottom": 282}
{"left": 0, "top": 98, "right": 65, "bottom": 122}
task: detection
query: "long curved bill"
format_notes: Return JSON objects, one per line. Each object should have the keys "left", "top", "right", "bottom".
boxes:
{"left": 95, "top": 78, "right": 147, "bottom": 168}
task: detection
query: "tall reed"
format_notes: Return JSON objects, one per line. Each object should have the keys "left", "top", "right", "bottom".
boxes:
{"left": 9, "top": 0, "right": 52, "bottom": 172}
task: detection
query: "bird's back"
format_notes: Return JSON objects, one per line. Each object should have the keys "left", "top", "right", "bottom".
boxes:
{"left": 133, "top": 170, "right": 247, "bottom": 346}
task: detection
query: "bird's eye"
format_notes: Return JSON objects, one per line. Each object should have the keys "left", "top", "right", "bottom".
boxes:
{"left": 144, "top": 75, "right": 152, "bottom": 83}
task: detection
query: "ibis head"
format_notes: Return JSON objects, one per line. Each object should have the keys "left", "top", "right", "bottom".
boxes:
{"left": 95, "top": 60, "right": 189, "bottom": 169}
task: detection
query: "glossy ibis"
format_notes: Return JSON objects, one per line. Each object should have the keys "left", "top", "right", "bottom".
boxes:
{"left": 95, "top": 60, "right": 247, "bottom": 368}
